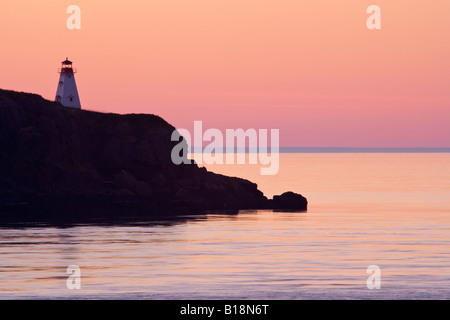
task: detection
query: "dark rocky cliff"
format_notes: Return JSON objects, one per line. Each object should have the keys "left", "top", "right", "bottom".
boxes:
{"left": 0, "top": 89, "right": 306, "bottom": 219}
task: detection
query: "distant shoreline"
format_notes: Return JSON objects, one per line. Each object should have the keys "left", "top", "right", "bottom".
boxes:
{"left": 189, "top": 147, "right": 450, "bottom": 153}
{"left": 279, "top": 147, "right": 450, "bottom": 153}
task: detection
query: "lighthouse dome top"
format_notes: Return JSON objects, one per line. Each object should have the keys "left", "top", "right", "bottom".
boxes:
{"left": 62, "top": 58, "right": 72, "bottom": 65}
{"left": 59, "top": 58, "right": 76, "bottom": 74}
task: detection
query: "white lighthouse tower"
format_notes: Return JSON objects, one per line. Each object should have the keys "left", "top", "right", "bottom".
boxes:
{"left": 55, "top": 58, "right": 81, "bottom": 109}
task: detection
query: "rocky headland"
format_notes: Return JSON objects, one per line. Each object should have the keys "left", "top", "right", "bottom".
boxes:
{"left": 0, "top": 89, "right": 307, "bottom": 221}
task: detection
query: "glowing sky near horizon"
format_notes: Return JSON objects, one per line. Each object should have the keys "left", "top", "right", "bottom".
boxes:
{"left": 1, "top": 0, "right": 449, "bottom": 147}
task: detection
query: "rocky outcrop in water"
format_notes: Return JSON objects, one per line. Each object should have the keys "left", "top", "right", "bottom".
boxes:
{"left": 0, "top": 89, "right": 307, "bottom": 219}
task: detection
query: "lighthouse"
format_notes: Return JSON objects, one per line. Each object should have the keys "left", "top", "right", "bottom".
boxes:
{"left": 55, "top": 58, "right": 81, "bottom": 109}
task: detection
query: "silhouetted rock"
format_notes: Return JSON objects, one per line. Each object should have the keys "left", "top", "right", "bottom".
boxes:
{"left": 0, "top": 89, "right": 307, "bottom": 219}
{"left": 272, "top": 191, "right": 308, "bottom": 211}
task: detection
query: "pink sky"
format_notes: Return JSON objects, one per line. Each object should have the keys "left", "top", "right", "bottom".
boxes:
{"left": 1, "top": 0, "right": 449, "bottom": 147}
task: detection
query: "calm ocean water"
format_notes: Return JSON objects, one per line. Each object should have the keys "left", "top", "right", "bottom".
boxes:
{"left": 0, "top": 153, "right": 449, "bottom": 299}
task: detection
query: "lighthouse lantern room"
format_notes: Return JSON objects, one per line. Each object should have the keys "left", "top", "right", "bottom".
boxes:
{"left": 55, "top": 58, "right": 81, "bottom": 109}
